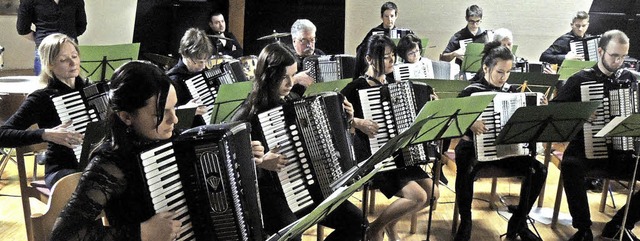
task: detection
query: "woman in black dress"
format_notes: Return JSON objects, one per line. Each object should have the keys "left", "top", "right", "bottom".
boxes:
{"left": 341, "top": 34, "right": 439, "bottom": 241}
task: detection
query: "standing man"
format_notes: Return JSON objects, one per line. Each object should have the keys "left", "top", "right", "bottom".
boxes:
{"left": 289, "top": 19, "right": 325, "bottom": 95}
{"left": 17, "top": 0, "right": 87, "bottom": 75}
{"left": 539, "top": 11, "right": 591, "bottom": 65}
{"left": 207, "top": 11, "right": 243, "bottom": 58}
{"left": 440, "top": 5, "right": 488, "bottom": 68}
{"left": 553, "top": 29, "right": 640, "bottom": 241}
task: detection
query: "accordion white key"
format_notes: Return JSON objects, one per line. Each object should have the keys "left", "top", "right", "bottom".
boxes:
{"left": 570, "top": 36, "right": 600, "bottom": 61}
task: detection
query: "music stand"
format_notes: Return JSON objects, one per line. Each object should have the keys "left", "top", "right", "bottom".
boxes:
{"left": 460, "top": 43, "right": 484, "bottom": 76}
{"left": 78, "top": 43, "right": 140, "bottom": 82}
{"left": 209, "top": 81, "right": 253, "bottom": 124}
{"left": 409, "top": 94, "right": 496, "bottom": 240}
{"left": 595, "top": 114, "right": 640, "bottom": 241}
{"left": 303, "top": 79, "right": 352, "bottom": 97}
{"left": 557, "top": 60, "right": 596, "bottom": 81}
{"left": 411, "top": 79, "right": 469, "bottom": 99}
{"left": 495, "top": 101, "right": 601, "bottom": 238}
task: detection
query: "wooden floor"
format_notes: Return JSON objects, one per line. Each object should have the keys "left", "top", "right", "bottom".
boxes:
{"left": 2, "top": 150, "right": 639, "bottom": 241}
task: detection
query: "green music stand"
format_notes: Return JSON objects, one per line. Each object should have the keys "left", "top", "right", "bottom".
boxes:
{"left": 460, "top": 43, "right": 484, "bottom": 74}
{"left": 412, "top": 79, "right": 469, "bottom": 99}
{"left": 595, "top": 114, "right": 640, "bottom": 241}
{"left": 78, "top": 43, "right": 140, "bottom": 83}
{"left": 557, "top": 59, "right": 596, "bottom": 80}
{"left": 209, "top": 81, "right": 253, "bottom": 124}
{"left": 508, "top": 72, "right": 560, "bottom": 95}
{"left": 304, "top": 79, "right": 352, "bottom": 96}
{"left": 421, "top": 38, "right": 430, "bottom": 57}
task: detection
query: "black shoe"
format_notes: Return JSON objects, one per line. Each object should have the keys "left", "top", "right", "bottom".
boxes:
{"left": 505, "top": 217, "right": 541, "bottom": 241}
{"left": 518, "top": 227, "right": 542, "bottom": 241}
{"left": 439, "top": 170, "right": 449, "bottom": 185}
{"left": 602, "top": 223, "right": 640, "bottom": 241}
{"left": 454, "top": 219, "right": 471, "bottom": 241}
{"left": 568, "top": 229, "right": 593, "bottom": 241}
{"left": 585, "top": 178, "right": 604, "bottom": 192}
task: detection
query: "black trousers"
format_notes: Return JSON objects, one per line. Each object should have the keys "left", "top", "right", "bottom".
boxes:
{"left": 260, "top": 185, "right": 365, "bottom": 241}
{"left": 454, "top": 139, "right": 547, "bottom": 223}
{"left": 561, "top": 143, "right": 640, "bottom": 230}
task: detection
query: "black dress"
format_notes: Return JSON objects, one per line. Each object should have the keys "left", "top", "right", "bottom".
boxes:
{"left": 340, "top": 77, "right": 429, "bottom": 198}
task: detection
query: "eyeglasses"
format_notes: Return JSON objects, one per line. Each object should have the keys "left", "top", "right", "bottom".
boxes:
{"left": 467, "top": 19, "right": 482, "bottom": 24}
{"left": 604, "top": 50, "right": 627, "bottom": 61}
{"left": 297, "top": 38, "right": 316, "bottom": 45}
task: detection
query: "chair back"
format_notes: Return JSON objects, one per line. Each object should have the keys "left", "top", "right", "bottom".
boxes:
{"left": 30, "top": 172, "right": 81, "bottom": 241}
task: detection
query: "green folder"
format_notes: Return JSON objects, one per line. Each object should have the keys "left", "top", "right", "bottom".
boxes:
{"left": 78, "top": 43, "right": 140, "bottom": 83}
{"left": 304, "top": 78, "right": 352, "bottom": 96}
{"left": 209, "top": 81, "right": 253, "bottom": 124}
{"left": 557, "top": 60, "right": 596, "bottom": 80}
{"left": 412, "top": 79, "right": 469, "bottom": 99}
{"left": 411, "top": 94, "right": 495, "bottom": 144}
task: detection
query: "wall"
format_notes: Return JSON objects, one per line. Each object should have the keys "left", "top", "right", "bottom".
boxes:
{"left": 0, "top": 0, "right": 137, "bottom": 71}
{"left": 345, "top": 0, "right": 593, "bottom": 64}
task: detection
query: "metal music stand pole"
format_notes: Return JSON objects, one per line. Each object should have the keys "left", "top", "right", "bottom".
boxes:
{"left": 593, "top": 114, "right": 640, "bottom": 241}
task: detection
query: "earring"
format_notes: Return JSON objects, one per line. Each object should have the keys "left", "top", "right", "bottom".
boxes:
{"left": 126, "top": 125, "right": 132, "bottom": 134}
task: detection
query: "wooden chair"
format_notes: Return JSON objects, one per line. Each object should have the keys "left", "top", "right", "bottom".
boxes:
{"left": 16, "top": 144, "right": 51, "bottom": 241}
{"left": 30, "top": 172, "right": 81, "bottom": 241}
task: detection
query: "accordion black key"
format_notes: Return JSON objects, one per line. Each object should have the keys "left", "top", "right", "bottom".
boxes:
{"left": 185, "top": 61, "right": 248, "bottom": 124}
{"left": 570, "top": 36, "right": 601, "bottom": 61}
{"left": 302, "top": 55, "right": 355, "bottom": 82}
{"left": 358, "top": 81, "right": 434, "bottom": 171}
{"left": 139, "top": 122, "right": 264, "bottom": 241}
{"left": 257, "top": 92, "right": 356, "bottom": 215}
{"left": 52, "top": 81, "right": 109, "bottom": 161}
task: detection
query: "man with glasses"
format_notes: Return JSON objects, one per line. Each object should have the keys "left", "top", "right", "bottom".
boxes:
{"left": 289, "top": 19, "right": 325, "bottom": 95}
{"left": 440, "top": 5, "right": 488, "bottom": 68}
{"left": 540, "top": 11, "right": 592, "bottom": 65}
{"left": 553, "top": 30, "right": 640, "bottom": 241}
{"left": 166, "top": 28, "right": 211, "bottom": 127}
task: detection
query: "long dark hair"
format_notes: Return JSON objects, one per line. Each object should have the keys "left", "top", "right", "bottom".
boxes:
{"left": 107, "top": 61, "right": 172, "bottom": 150}
{"left": 247, "top": 42, "right": 296, "bottom": 116}
{"left": 366, "top": 34, "right": 396, "bottom": 78}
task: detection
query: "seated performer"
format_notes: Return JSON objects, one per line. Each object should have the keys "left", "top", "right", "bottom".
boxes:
{"left": 289, "top": 19, "right": 325, "bottom": 95}
{"left": 539, "top": 11, "right": 591, "bottom": 65}
{"left": 552, "top": 29, "right": 640, "bottom": 241}
{"left": 341, "top": 35, "right": 439, "bottom": 241}
{"left": 207, "top": 11, "right": 243, "bottom": 58}
{"left": 166, "top": 28, "right": 211, "bottom": 127}
{"left": 453, "top": 41, "right": 547, "bottom": 241}
{"left": 396, "top": 33, "right": 434, "bottom": 78}
{"left": 51, "top": 61, "right": 266, "bottom": 240}
{"left": 440, "top": 5, "right": 489, "bottom": 68}
{"left": 231, "top": 42, "right": 365, "bottom": 241}
{"left": 0, "top": 33, "right": 85, "bottom": 188}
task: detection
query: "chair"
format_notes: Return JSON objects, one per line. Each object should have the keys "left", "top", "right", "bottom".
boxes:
{"left": 16, "top": 144, "right": 52, "bottom": 241}
{"left": 31, "top": 172, "right": 81, "bottom": 241}
{"left": 77, "top": 43, "right": 141, "bottom": 82}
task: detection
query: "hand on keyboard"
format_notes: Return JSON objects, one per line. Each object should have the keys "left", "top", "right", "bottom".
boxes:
{"left": 354, "top": 118, "right": 379, "bottom": 138}
{"left": 565, "top": 51, "right": 584, "bottom": 61}
{"left": 470, "top": 120, "right": 487, "bottom": 135}
{"left": 43, "top": 120, "right": 84, "bottom": 148}
{"left": 260, "top": 148, "right": 288, "bottom": 172}
{"left": 251, "top": 140, "right": 265, "bottom": 165}
{"left": 140, "top": 211, "right": 181, "bottom": 241}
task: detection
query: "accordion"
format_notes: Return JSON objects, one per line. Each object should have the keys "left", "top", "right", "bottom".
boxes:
{"left": 393, "top": 61, "right": 434, "bottom": 82}
{"left": 185, "top": 60, "right": 248, "bottom": 125}
{"left": 302, "top": 54, "right": 355, "bottom": 83}
{"left": 358, "top": 81, "right": 434, "bottom": 171}
{"left": 472, "top": 92, "right": 543, "bottom": 162}
{"left": 52, "top": 82, "right": 109, "bottom": 161}
{"left": 257, "top": 92, "right": 356, "bottom": 215}
{"left": 372, "top": 28, "right": 412, "bottom": 39}
{"left": 570, "top": 36, "right": 600, "bottom": 61}
{"left": 581, "top": 80, "right": 639, "bottom": 159}
{"left": 138, "top": 123, "right": 264, "bottom": 241}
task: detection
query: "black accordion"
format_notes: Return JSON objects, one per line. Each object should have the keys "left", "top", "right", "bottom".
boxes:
{"left": 472, "top": 92, "right": 543, "bottom": 162}
{"left": 138, "top": 123, "right": 264, "bottom": 241}
{"left": 52, "top": 81, "right": 109, "bottom": 161}
{"left": 302, "top": 55, "right": 355, "bottom": 82}
{"left": 570, "top": 36, "right": 601, "bottom": 61}
{"left": 185, "top": 61, "right": 248, "bottom": 125}
{"left": 358, "top": 80, "right": 434, "bottom": 171}
{"left": 581, "top": 78, "right": 639, "bottom": 159}
{"left": 257, "top": 92, "right": 356, "bottom": 215}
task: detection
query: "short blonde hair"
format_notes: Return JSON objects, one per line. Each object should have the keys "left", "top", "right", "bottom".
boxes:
{"left": 38, "top": 33, "right": 80, "bottom": 84}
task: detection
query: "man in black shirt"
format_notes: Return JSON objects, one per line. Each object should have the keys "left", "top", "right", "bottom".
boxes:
{"left": 539, "top": 11, "right": 592, "bottom": 65}
{"left": 288, "top": 19, "right": 325, "bottom": 96}
{"left": 207, "top": 11, "right": 243, "bottom": 58}
{"left": 553, "top": 30, "right": 640, "bottom": 241}
{"left": 17, "top": 0, "right": 87, "bottom": 75}
{"left": 440, "top": 5, "right": 488, "bottom": 68}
